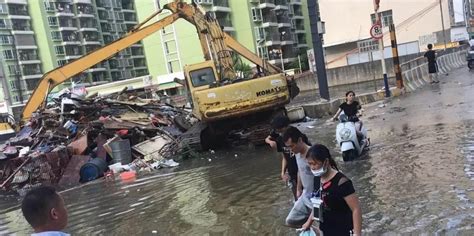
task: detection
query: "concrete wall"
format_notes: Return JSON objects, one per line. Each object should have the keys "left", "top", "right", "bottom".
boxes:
{"left": 295, "top": 52, "right": 422, "bottom": 91}
{"left": 294, "top": 45, "right": 466, "bottom": 92}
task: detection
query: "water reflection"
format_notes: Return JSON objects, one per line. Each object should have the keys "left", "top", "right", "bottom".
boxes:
{"left": 1, "top": 119, "right": 473, "bottom": 235}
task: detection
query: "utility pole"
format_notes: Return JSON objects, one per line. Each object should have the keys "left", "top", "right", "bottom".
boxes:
{"left": 373, "top": 0, "right": 390, "bottom": 97}
{"left": 307, "top": 0, "right": 329, "bottom": 100}
{"left": 439, "top": 0, "right": 448, "bottom": 50}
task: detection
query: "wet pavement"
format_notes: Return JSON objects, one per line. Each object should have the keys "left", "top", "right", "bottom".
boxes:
{"left": 1, "top": 67, "right": 474, "bottom": 235}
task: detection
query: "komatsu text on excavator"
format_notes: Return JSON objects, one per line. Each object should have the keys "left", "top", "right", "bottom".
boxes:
{"left": 21, "top": 0, "right": 299, "bottom": 150}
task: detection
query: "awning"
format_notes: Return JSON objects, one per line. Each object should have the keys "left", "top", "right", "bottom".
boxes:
{"left": 157, "top": 82, "right": 182, "bottom": 91}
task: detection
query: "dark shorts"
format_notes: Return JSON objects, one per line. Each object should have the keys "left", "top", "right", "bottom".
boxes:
{"left": 428, "top": 62, "right": 438, "bottom": 74}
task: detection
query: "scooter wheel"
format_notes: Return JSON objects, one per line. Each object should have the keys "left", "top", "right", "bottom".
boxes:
{"left": 342, "top": 149, "right": 358, "bottom": 162}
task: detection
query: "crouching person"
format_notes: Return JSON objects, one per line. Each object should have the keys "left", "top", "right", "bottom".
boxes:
{"left": 282, "top": 126, "right": 320, "bottom": 227}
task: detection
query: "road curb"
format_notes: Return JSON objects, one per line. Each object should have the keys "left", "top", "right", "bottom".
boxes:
{"left": 296, "top": 87, "right": 402, "bottom": 118}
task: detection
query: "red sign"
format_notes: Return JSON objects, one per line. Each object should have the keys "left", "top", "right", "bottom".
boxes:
{"left": 370, "top": 23, "right": 383, "bottom": 40}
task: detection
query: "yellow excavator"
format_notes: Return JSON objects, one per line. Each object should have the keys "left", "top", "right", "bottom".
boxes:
{"left": 21, "top": 0, "right": 298, "bottom": 150}
{"left": 0, "top": 113, "right": 16, "bottom": 142}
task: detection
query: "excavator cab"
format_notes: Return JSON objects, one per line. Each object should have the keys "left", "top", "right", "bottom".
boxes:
{"left": 184, "top": 60, "right": 290, "bottom": 123}
{"left": 0, "top": 113, "right": 15, "bottom": 141}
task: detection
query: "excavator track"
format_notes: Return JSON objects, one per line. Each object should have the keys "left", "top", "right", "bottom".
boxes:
{"left": 248, "top": 124, "right": 272, "bottom": 146}
{"left": 178, "top": 121, "right": 207, "bottom": 152}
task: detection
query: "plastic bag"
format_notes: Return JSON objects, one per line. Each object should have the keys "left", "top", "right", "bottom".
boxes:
{"left": 299, "top": 228, "right": 316, "bottom": 236}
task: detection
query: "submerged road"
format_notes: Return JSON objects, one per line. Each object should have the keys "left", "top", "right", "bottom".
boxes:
{"left": 1, "top": 67, "right": 473, "bottom": 235}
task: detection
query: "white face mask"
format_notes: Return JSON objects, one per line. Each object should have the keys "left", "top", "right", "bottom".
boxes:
{"left": 311, "top": 161, "right": 327, "bottom": 177}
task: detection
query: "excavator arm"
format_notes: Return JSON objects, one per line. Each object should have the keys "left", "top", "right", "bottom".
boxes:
{"left": 22, "top": 0, "right": 283, "bottom": 120}
{"left": 22, "top": 12, "right": 180, "bottom": 120}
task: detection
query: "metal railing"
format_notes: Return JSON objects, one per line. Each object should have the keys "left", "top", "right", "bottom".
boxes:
{"left": 400, "top": 46, "right": 467, "bottom": 91}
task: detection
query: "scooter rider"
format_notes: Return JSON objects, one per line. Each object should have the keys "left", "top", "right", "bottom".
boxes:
{"left": 332, "top": 91, "right": 363, "bottom": 132}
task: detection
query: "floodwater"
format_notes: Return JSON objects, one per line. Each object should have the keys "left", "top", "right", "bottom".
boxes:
{"left": 1, "top": 68, "right": 474, "bottom": 235}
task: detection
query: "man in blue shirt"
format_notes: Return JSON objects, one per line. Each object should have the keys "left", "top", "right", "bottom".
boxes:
{"left": 22, "top": 186, "right": 69, "bottom": 236}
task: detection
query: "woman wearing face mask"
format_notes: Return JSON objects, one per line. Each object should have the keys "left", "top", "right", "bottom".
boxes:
{"left": 301, "top": 144, "right": 362, "bottom": 236}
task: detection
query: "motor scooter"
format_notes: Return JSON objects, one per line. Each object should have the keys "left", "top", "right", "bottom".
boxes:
{"left": 335, "top": 114, "right": 369, "bottom": 161}
{"left": 467, "top": 46, "right": 474, "bottom": 70}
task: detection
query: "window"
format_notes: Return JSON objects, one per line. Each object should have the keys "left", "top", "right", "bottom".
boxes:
{"left": 0, "top": 35, "right": 11, "bottom": 44}
{"left": 51, "top": 31, "right": 61, "bottom": 40}
{"left": 0, "top": 3, "right": 7, "bottom": 14}
{"left": 196, "top": 0, "right": 213, "bottom": 4}
{"left": 3, "top": 50, "right": 15, "bottom": 60}
{"left": 251, "top": 8, "right": 262, "bottom": 22}
{"left": 14, "top": 95, "right": 19, "bottom": 102}
{"left": 258, "top": 46, "right": 268, "bottom": 59}
{"left": 167, "top": 61, "right": 174, "bottom": 73}
{"left": 189, "top": 67, "right": 216, "bottom": 87}
{"left": 371, "top": 10, "right": 393, "bottom": 27}
{"left": 55, "top": 46, "right": 64, "bottom": 55}
{"left": 48, "top": 17, "right": 58, "bottom": 26}
{"left": 10, "top": 81, "right": 16, "bottom": 90}
{"left": 254, "top": 27, "right": 265, "bottom": 40}
{"left": 8, "top": 65, "right": 19, "bottom": 75}
{"left": 58, "top": 59, "right": 67, "bottom": 66}
{"left": 43, "top": 1, "right": 55, "bottom": 11}
{"left": 0, "top": 19, "right": 8, "bottom": 29}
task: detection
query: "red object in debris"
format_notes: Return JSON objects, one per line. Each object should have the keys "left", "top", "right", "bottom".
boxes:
{"left": 99, "top": 116, "right": 111, "bottom": 122}
{"left": 116, "top": 129, "right": 129, "bottom": 136}
{"left": 120, "top": 171, "right": 136, "bottom": 183}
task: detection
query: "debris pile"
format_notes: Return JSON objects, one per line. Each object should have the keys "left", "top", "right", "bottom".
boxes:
{"left": 0, "top": 88, "right": 198, "bottom": 195}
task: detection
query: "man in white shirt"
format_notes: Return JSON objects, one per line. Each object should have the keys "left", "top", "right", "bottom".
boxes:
{"left": 283, "top": 126, "right": 320, "bottom": 227}
{"left": 22, "top": 186, "right": 70, "bottom": 236}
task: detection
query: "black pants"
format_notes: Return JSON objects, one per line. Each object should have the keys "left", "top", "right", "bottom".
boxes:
{"left": 289, "top": 177, "right": 298, "bottom": 201}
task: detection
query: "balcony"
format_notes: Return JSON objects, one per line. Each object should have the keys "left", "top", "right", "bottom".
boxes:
{"left": 134, "top": 69, "right": 148, "bottom": 77}
{"left": 262, "top": 14, "right": 278, "bottom": 27}
{"left": 277, "top": 16, "right": 291, "bottom": 28}
{"left": 86, "top": 64, "right": 107, "bottom": 73}
{"left": 76, "top": 4, "right": 94, "bottom": 17}
{"left": 297, "top": 37, "right": 307, "bottom": 48}
{"left": 79, "top": 19, "right": 98, "bottom": 31}
{"left": 103, "top": 35, "right": 113, "bottom": 44}
{"left": 258, "top": 0, "right": 275, "bottom": 9}
{"left": 264, "top": 32, "right": 281, "bottom": 45}
{"left": 289, "top": 0, "right": 302, "bottom": 5}
{"left": 11, "top": 20, "right": 33, "bottom": 34}
{"left": 82, "top": 37, "right": 100, "bottom": 45}
{"left": 131, "top": 47, "right": 144, "bottom": 55}
{"left": 59, "top": 21, "right": 78, "bottom": 31}
{"left": 292, "top": 7, "right": 303, "bottom": 18}
{"left": 4, "top": 0, "right": 27, "bottom": 4}
{"left": 64, "top": 46, "right": 82, "bottom": 60}
{"left": 22, "top": 66, "right": 42, "bottom": 76}
{"left": 124, "top": 14, "right": 137, "bottom": 24}
{"left": 7, "top": 5, "right": 29, "bottom": 19}
{"left": 280, "top": 32, "right": 294, "bottom": 45}
{"left": 274, "top": 0, "right": 288, "bottom": 10}
{"left": 212, "top": 0, "right": 230, "bottom": 12}
{"left": 216, "top": 17, "right": 230, "bottom": 27}
{"left": 295, "top": 24, "right": 305, "bottom": 33}
{"left": 18, "top": 51, "right": 40, "bottom": 65}
{"left": 55, "top": 3, "right": 74, "bottom": 17}
{"left": 122, "top": 1, "right": 134, "bottom": 12}
{"left": 96, "top": 0, "right": 111, "bottom": 9}
{"left": 84, "top": 45, "right": 100, "bottom": 53}
{"left": 73, "top": 0, "right": 92, "bottom": 4}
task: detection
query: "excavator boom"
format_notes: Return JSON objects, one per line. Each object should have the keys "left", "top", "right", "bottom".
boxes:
{"left": 22, "top": 0, "right": 283, "bottom": 120}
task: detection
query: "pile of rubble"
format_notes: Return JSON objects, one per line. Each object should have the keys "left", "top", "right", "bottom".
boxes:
{"left": 0, "top": 88, "right": 198, "bottom": 195}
